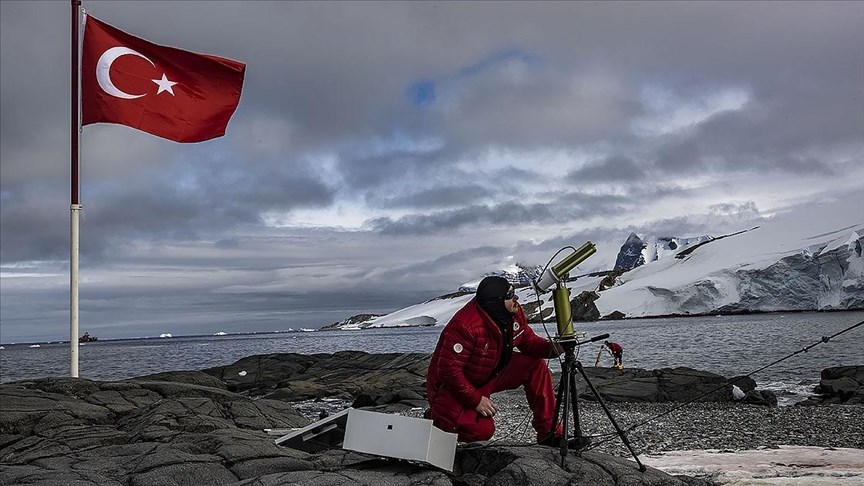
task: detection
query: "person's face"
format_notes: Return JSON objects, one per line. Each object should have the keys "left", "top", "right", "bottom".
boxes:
{"left": 504, "top": 286, "right": 519, "bottom": 313}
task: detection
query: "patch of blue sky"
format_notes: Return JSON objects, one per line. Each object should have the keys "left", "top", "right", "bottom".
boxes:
{"left": 632, "top": 84, "right": 751, "bottom": 137}
{"left": 407, "top": 48, "right": 544, "bottom": 108}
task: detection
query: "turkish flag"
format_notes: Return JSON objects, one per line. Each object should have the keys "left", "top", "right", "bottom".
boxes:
{"left": 81, "top": 16, "right": 245, "bottom": 143}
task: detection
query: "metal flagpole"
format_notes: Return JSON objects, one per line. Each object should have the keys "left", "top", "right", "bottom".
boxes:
{"left": 70, "top": 0, "right": 82, "bottom": 377}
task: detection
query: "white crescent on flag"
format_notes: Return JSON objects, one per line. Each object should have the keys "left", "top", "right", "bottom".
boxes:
{"left": 96, "top": 46, "right": 154, "bottom": 99}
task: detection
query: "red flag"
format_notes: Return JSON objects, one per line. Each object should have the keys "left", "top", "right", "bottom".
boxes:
{"left": 81, "top": 16, "right": 245, "bottom": 143}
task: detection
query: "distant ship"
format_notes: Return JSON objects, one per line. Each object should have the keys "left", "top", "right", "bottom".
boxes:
{"left": 159, "top": 333, "right": 173, "bottom": 338}
{"left": 79, "top": 332, "right": 98, "bottom": 343}
{"left": 214, "top": 331, "right": 228, "bottom": 336}
{"left": 29, "top": 344, "right": 41, "bottom": 348}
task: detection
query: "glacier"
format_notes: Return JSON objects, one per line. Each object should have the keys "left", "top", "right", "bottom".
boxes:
{"left": 329, "top": 195, "right": 863, "bottom": 329}
{"left": 594, "top": 196, "right": 863, "bottom": 318}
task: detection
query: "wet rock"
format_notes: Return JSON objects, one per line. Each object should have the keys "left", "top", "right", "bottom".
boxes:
{"left": 742, "top": 389, "right": 778, "bottom": 407}
{"left": 798, "top": 365, "right": 864, "bottom": 405}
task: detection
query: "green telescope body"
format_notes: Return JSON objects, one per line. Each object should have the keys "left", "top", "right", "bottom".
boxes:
{"left": 553, "top": 285, "right": 574, "bottom": 337}
{"left": 535, "top": 241, "right": 597, "bottom": 293}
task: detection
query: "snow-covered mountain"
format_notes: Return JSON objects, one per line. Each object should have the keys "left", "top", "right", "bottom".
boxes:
{"left": 614, "top": 233, "right": 713, "bottom": 271}
{"left": 457, "top": 264, "right": 538, "bottom": 292}
{"left": 592, "top": 197, "right": 863, "bottom": 317}
{"left": 326, "top": 196, "right": 863, "bottom": 330}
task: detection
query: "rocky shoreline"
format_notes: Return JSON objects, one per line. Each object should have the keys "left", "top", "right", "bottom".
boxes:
{"left": 1, "top": 352, "right": 861, "bottom": 485}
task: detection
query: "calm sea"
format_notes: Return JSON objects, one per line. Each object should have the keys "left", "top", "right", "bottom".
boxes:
{"left": 2, "top": 311, "right": 862, "bottom": 405}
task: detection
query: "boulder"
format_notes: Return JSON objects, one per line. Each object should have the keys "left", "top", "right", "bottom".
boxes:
{"left": 742, "top": 389, "right": 778, "bottom": 407}
{"left": 574, "top": 366, "right": 747, "bottom": 404}
{"left": 799, "top": 365, "right": 864, "bottom": 405}
{"left": 570, "top": 291, "right": 601, "bottom": 322}
{"left": 203, "top": 351, "right": 429, "bottom": 408}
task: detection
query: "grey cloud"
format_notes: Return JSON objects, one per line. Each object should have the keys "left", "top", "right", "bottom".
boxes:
{"left": 567, "top": 156, "right": 646, "bottom": 183}
{"left": 366, "top": 202, "right": 555, "bottom": 236}
{"left": 373, "top": 184, "right": 493, "bottom": 209}
{"left": 373, "top": 246, "right": 504, "bottom": 281}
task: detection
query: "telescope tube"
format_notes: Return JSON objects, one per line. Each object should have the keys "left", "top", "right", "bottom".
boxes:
{"left": 553, "top": 285, "right": 574, "bottom": 337}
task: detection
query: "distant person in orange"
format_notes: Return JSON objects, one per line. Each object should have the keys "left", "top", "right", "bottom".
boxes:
{"left": 604, "top": 340, "right": 623, "bottom": 369}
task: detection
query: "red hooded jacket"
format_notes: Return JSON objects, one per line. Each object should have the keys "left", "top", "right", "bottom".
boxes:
{"left": 426, "top": 298, "right": 553, "bottom": 432}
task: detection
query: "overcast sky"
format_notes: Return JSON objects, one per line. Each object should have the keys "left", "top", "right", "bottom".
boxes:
{"left": 1, "top": 1, "right": 862, "bottom": 342}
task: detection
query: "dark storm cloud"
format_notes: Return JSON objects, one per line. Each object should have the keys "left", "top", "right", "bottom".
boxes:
{"left": 366, "top": 192, "right": 633, "bottom": 236}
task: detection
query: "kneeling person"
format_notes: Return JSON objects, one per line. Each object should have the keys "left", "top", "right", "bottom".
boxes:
{"left": 426, "top": 276, "right": 563, "bottom": 444}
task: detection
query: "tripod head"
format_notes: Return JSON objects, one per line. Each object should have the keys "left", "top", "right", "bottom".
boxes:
{"left": 555, "top": 332, "right": 610, "bottom": 346}
{"left": 534, "top": 242, "right": 597, "bottom": 339}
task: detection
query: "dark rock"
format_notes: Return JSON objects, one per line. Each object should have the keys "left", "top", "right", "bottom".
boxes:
{"left": 452, "top": 443, "right": 706, "bottom": 485}
{"left": 130, "top": 370, "right": 229, "bottom": 390}
{"left": 573, "top": 366, "right": 746, "bottom": 403}
{"left": 206, "top": 351, "right": 430, "bottom": 408}
{"left": 0, "top": 376, "right": 311, "bottom": 486}
{"left": 614, "top": 233, "right": 647, "bottom": 271}
{"left": 729, "top": 375, "right": 758, "bottom": 393}
{"left": 742, "top": 389, "right": 778, "bottom": 407}
{"left": 203, "top": 352, "right": 770, "bottom": 407}
{"left": 0, "top": 363, "right": 707, "bottom": 486}
{"left": 570, "top": 290, "right": 601, "bottom": 322}
{"left": 798, "top": 365, "right": 864, "bottom": 405}
{"left": 602, "top": 310, "right": 626, "bottom": 320}
{"left": 351, "top": 394, "right": 377, "bottom": 408}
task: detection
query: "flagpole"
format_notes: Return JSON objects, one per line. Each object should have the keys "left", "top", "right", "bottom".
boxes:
{"left": 70, "top": 0, "right": 82, "bottom": 378}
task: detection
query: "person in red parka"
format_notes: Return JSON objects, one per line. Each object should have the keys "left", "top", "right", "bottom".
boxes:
{"left": 426, "top": 275, "right": 566, "bottom": 445}
{"left": 604, "top": 340, "right": 623, "bottom": 369}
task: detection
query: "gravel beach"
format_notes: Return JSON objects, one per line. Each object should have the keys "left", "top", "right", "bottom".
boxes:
{"left": 432, "top": 388, "right": 864, "bottom": 457}
{"left": 297, "top": 387, "right": 863, "bottom": 457}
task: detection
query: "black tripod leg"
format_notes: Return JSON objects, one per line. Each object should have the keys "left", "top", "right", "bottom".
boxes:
{"left": 558, "top": 360, "right": 570, "bottom": 466}
{"left": 575, "top": 362, "right": 646, "bottom": 472}
{"left": 569, "top": 364, "right": 583, "bottom": 441}
{"left": 548, "top": 368, "right": 566, "bottom": 439}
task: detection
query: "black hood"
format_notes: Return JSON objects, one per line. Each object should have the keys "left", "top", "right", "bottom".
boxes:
{"left": 476, "top": 276, "right": 514, "bottom": 329}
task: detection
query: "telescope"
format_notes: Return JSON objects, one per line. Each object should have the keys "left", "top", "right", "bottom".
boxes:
{"left": 537, "top": 242, "right": 645, "bottom": 471}
{"left": 534, "top": 241, "right": 596, "bottom": 294}
{"left": 533, "top": 242, "right": 596, "bottom": 338}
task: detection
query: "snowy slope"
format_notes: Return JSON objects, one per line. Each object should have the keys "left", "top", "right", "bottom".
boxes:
{"left": 362, "top": 294, "right": 474, "bottom": 328}
{"left": 330, "top": 195, "right": 862, "bottom": 329}
{"left": 595, "top": 196, "right": 864, "bottom": 317}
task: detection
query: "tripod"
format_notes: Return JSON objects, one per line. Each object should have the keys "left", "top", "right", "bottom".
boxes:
{"left": 548, "top": 335, "right": 646, "bottom": 471}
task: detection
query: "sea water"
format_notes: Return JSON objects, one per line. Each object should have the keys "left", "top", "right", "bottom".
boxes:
{"left": 2, "top": 311, "right": 862, "bottom": 404}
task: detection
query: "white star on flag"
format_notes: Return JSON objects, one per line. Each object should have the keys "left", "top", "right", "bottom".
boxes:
{"left": 152, "top": 73, "right": 178, "bottom": 95}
